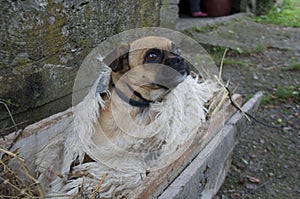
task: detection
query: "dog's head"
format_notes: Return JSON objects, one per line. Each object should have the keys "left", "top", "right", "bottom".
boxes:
{"left": 103, "top": 36, "right": 190, "bottom": 106}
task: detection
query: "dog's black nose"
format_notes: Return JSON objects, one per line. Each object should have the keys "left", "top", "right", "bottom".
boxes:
{"left": 175, "top": 56, "right": 183, "bottom": 64}
{"left": 165, "top": 56, "right": 184, "bottom": 66}
{"left": 165, "top": 55, "right": 189, "bottom": 76}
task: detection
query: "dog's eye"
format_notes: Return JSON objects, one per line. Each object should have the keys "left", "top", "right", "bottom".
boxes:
{"left": 146, "top": 52, "right": 158, "bottom": 62}
{"left": 145, "top": 49, "right": 163, "bottom": 63}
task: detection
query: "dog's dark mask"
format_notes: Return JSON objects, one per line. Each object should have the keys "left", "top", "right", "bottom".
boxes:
{"left": 143, "top": 48, "right": 190, "bottom": 89}
{"left": 144, "top": 48, "right": 189, "bottom": 75}
{"left": 103, "top": 45, "right": 190, "bottom": 107}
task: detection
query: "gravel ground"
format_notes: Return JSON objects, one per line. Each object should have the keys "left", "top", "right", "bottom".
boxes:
{"left": 213, "top": 38, "right": 300, "bottom": 198}
{"left": 215, "top": 49, "right": 300, "bottom": 199}
{"left": 180, "top": 17, "right": 300, "bottom": 198}
{"left": 178, "top": 15, "right": 300, "bottom": 198}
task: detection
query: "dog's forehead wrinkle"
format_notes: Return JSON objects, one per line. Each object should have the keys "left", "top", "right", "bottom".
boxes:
{"left": 129, "top": 36, "right": 173, "bottom": 52}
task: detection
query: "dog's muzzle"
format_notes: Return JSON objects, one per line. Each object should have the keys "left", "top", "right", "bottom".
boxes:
{"left": 156, "top": 55, "right": 189, "bottom": 88}
{"left": 165, "top": 55, "right": 190, "bottom": 76}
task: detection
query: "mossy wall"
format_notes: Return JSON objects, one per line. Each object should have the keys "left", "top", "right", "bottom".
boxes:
{"left": 0, "top": 0, "right": 161, "bottom": 136}
{"left": 256, "top": 0, "right": 275, "bottom": 15}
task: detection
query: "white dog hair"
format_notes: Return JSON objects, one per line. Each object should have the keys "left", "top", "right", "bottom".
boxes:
{"left": 35, "top": 67, "right": 222, "bottom": 198}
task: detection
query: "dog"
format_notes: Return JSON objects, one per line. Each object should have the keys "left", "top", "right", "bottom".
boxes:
{"left": 95, "top": 36, "right": 190, "bottom": 144}
{"left": 36, "top": 36, "right": 221, "bottom": 198}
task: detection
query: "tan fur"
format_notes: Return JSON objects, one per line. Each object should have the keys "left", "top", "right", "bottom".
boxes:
{"left": 128, "top": 36, "right": 173, "bottom": 66}
{"left": 110, "top": 36, "right": 179, "bottom": 102}
{"left": 90, "top": 37, "right": 184, "bottom": 158}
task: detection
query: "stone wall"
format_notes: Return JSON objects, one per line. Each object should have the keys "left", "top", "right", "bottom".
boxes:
{"left": 160, "top": 0, "right": 179, "bottom": 29}
{"left": 0, "top": 0, "right": 162, "bottom": 136}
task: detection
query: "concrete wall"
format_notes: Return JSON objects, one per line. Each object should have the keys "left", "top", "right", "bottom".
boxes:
{"left": 0, "top": 0, "right": 164, "bottom": 136}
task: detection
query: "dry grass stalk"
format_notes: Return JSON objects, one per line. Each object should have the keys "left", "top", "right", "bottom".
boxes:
{"left": 0, "top": 147, "right": 44, "bottom": 198}
{"left": 205, "top": 48, "right": 229, "bottom": 118}
{"left": 0, "top": 100, "right": 18, "bottom": 133}
{"left": 91, "top": 173, "right": 108, "bottom": 199}
{"left": 213, "top": 48, "right": 251, "bottom": 122}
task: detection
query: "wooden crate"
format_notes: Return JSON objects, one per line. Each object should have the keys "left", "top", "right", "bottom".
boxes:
{"left": 0, "top": 92, "right": 262, "bottom": 198}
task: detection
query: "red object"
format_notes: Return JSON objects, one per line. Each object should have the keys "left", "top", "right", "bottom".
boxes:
{"left": 202, "top": 0, "right": 233, "bottom": 17}
{"left": 192, "top": 11, "right": 208, "bottom": 17}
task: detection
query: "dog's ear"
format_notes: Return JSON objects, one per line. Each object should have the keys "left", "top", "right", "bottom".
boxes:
{"left": 103, "top": 44, "right": 130, "bottom": 72}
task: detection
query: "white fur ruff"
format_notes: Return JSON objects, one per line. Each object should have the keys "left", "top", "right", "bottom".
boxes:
{"left": 36, "top": 75, "right": 222, "bottom": 198}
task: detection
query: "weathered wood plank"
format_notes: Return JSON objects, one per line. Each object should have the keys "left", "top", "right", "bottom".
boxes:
{"left": 159, "top": 124, "right": 237, "bottom": 199}
{"left": 0, "top": 108, "right": 72, "bottom": 150}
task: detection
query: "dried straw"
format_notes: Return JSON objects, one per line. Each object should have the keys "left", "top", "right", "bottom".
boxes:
{"left": 91, "top": 173, "right": 108, "bottom": 199}
{"left": 0, "top": 147, "right": 44, "bottom": 198}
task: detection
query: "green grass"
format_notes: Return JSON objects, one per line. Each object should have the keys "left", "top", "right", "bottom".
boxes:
{"left": 223, "top": 58, "right": 248, "bottom": 67}
{"left": 261, "top": 95, "right": 275, "bottom": 105}
{"left": 255, "top": 43, "right": 265, "bottom": 53}
{"left": 191, "top": 25, "right": 218, "bottom": 33}
{"left": 282, "top": 61, "right": 300, "bottom": 71}
{"left": 244, "top": 93, "right": 255, "bottom": 102}
{"left": 204, "top": 46, "right": 247, "bottom": 66}
{"left": 253, "top": 0, "right": 300, "bottom": 27}
{"left": 204, "top": 46, "right": 227, "bottom": 65}
{"left": 275, "top": 85, "right": 299, "bottom": 100}
{"left": 261, "top": 84, "right": 300, "bottom": 105}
